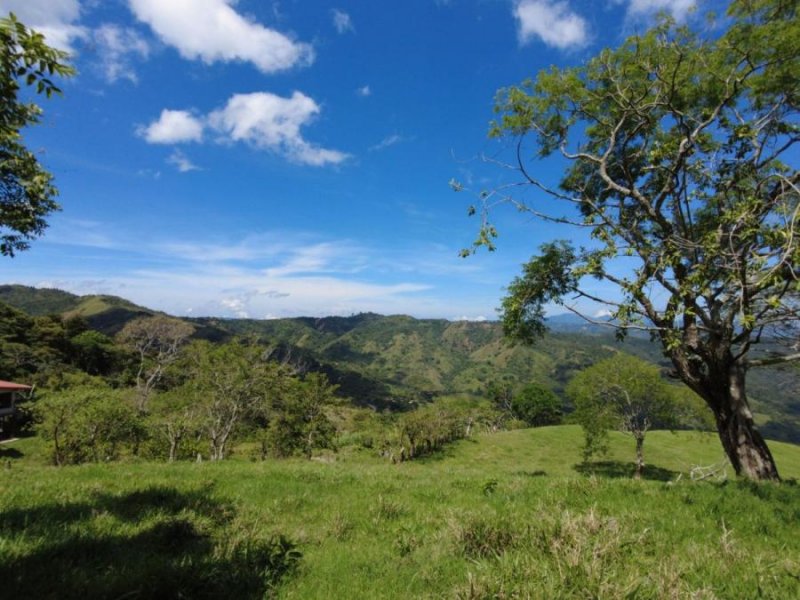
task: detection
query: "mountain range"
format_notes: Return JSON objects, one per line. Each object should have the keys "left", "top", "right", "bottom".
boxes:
{"left": 1, "top": 284, "right": 797, "bottom": 442}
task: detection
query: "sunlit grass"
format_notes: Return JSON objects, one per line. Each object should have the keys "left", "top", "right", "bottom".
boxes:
{"left": 2, "top": 427, "right": 799, "bottom": 598}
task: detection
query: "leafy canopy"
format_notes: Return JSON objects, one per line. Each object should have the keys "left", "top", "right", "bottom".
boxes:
{"left": 1, "top": 14, "right": 74, "bottom": 256}
{"left": 467, "top": 1, "right": 799, "bottom": 359}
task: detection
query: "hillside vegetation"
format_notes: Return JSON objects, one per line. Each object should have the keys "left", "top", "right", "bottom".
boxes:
{"left": 2, "top": 284, "right": 798, "bottom": 441}
{"left": 2, "top": 426, "right": 799, "bottom": 598}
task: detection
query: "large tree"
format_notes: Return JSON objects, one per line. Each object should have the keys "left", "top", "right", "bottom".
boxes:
{"left": 1, "top": 14, "right": 74, "bottom": 256}
{"left": 460, "top": 1, "right": 798, "bottom": 480}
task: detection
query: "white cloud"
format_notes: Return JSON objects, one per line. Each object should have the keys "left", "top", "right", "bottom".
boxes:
{"left": 626, "top": 0, "right": 696, "bottom": 21}
{"left": 167, "top": 149, "right": 201, "bottom": 172}
{"left": 128, "top": 0, "right": 314, "bottom": 73}
{"left": 369, "top": 134, "right": 404, "bottom": 152}
{"left": 331, "top": 9, "right": 354, "bottom": 34}
{"left": 356, "top": 85, "right": 371, "bottom": 97}
{"left": 93, "top": 24, "right": 150, "bottom": 83}
{"left": 514, "top": 0, "right": 589, "bottom": 50}
{"left": 264, "top": 242, "right": 363, "bottom": 277}
{"left": 138, "top": 109, "right": 204, "bottom": 144}
{"left": 1, "top": 0, "right": 86, "bottom": 52}
{"left": 21, "top": 223, "right": 511, "bottom": 319}
{"left": 208, "top": 91, "right": 349, "bottom": 166}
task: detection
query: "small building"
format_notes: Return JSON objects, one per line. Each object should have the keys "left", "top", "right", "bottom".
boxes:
{"left": 0, "top": 380, "right": 31, "bottom": 439}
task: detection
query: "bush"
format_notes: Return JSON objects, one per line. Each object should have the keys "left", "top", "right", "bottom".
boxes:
{"left": 34, "top": 385, "right": 142, "bottom": 465}
{"left": 512, "top": 383, "right": 562, "bottom": 426}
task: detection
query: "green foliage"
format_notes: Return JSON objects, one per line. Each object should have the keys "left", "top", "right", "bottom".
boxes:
{"left": 0, "top": 14, "right": 74, "bottom": 256}
{"left": 70, "top": 330, "right": 118, "bottom": 375}
{"left": 500, "top": 241, "right": 577, "bottom": 344}
{"left": 389, "top": 398, "right": 485, "bottom": 461}
{"left": 33, "top": 385, "right": 142, "bottom": 465}
{"left": 183, "top": 339, "right": 277, "bottom": 460}
{"left": 0, "top": 284, "right": 81, "bottom": 315}
{"left": 261, "top": 372, "right": 339, "bottom": 459}
{"left": 3, "top": 286, "right": 799, "bottom": 444}
{"left": 481, "top": 0, "right": 799, "bottom": 480}
{"left": 512, "top": 382, "right": 562, "bottom": 426}
{"left": 567, "top": 353, "right": 681, "bottom": 471}
{"left": 147, "top": 388, "right": 204, "bottom": 462}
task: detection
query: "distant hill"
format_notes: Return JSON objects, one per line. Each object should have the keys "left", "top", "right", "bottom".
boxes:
{"left": 2, "top": 284, "right": 798, "bottom": 441}
{"left": 0, "top": 285, "right": 155, "bottom": 336}
{"left": 0, "top": 285, "right": 80, "bottom": 315}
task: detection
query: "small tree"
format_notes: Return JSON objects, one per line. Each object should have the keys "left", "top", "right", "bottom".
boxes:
{"left": 148, "top": 388, "right": 201, "bottom": 462}
{"left": 567, "top": 353, "right": 677, "bottom": 479}
{"left": 35, "top": 385, "right": 141, "bottom": 465}
{"left": 185, "top": 339, "right": 279, "bottom": 461}
{"left": 0, "top": 14, "right": 74, "bottom": 256}
{"left": 117, "top": 316, "right": 194, "bottom": 411}
{"left": 262, "top": 372, "right": 339, "bottom": 459}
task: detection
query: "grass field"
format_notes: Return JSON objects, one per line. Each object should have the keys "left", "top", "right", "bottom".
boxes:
{"left": 2, "top": 426, "right": 799, "bottom": 598}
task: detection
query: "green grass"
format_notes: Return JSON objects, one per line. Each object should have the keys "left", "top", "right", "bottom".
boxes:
{"left": 2, "top": 427, "right": 799, "bottom": 598}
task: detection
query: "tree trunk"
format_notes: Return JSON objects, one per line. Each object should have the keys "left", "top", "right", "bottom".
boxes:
{"left": 168, "top": 437, "right": 178, "bottom": 462}
{"left": 634, "top": 435, "right": 644, "bottom": 480}
{"left": 701, "top": 363, "right": 780, "bottom": 481}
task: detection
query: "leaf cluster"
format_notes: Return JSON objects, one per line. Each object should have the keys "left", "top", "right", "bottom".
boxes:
{"left": 0, "top": 14, "right": 74, "bottom": 256}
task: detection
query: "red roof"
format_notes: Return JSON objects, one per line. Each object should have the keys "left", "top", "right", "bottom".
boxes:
{"left": 0, "top": 380, "right": 32, "bottom": 391}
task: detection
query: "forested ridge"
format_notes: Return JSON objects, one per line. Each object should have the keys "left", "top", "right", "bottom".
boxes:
{"left": 2, "top": 284, "right": 798, "bottom": 442}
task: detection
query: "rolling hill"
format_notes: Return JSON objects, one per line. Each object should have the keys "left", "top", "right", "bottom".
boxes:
{"left": 2, "top": 284, "right": 798, "bottom": 441}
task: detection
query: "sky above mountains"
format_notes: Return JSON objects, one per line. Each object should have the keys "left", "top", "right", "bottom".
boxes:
{"left": 0, "top": 0, "right": 715, "bottom": 320}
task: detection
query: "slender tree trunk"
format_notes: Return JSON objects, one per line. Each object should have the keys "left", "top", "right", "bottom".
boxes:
{"left": 168, "top": 437, "right": 178, "bottom": 462}
{"left": 634, "top": 435, "right": 644, "bottom": 480}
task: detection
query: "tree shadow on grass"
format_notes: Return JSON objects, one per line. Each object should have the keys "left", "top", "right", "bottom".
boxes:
{"left": 574, "top": 461, "right": 679, "bottom": 482}
{"left": 0, "top": 446, "right": 23, "bottom": 459}
{"left": 516, "top": 470, "right": 548, "bottom": 478}
{"left": 411, "top": 439, "right": 473, "bottom": 464}
{"left": 0, "top": 485, "right": 300, "bottom": 599}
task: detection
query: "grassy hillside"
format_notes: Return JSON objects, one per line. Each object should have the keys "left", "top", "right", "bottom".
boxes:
{"left": 2, "top": 427, "right": 799, "bottom": 598}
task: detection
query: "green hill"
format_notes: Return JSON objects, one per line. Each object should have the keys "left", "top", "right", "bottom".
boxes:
{"left": 2, "top": 427, "right": 799, "bottom": 598}
{"left": 0, "top": 284, "right": 80, "bottom": 315}
{"left": 0, "top": 285, "right": 155, "bottom": 335}
{"left": 2, "top": 284, "right": 798, "bottom": 440}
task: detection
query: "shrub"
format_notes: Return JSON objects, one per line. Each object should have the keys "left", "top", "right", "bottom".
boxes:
{"left": 512, "top": 383, "right": 562, "bottom": 426}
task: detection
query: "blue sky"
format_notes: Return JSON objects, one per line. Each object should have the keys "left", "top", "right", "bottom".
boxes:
{"left": 0, "top": 0, "right": 709, "bottom": 320}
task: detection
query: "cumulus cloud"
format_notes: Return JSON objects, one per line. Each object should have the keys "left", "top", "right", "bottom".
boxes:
{"left": 167, "top": 149, "right": 201, "bottom": 172}
{"left": 356, "top": 85, "right": 371, "bottom": 97}
{"left": 138, "top": 109, "right": 205, "bottom": 144}
{"left": 514, "top": 0, "right": 589, "bottom": 50}
{"left": 331, "top": 9, "right": 354, "bottom": 34}
{"left": 93, "top": 24, "right": 150, "bottom": 83}
{"left": 128, "top": 0, "right": 314, "bottom": 73}
{"left": 207, "top": 91, "right": 349, "bottom": 166}
{"left": 1, "top": 0, "right": 86, "bottom": 52}
{"left": 140, "top": 92, "right": 346, "bottom": 166}
{"left": 626, "top": 0, "right": 696, "bottom": 21}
